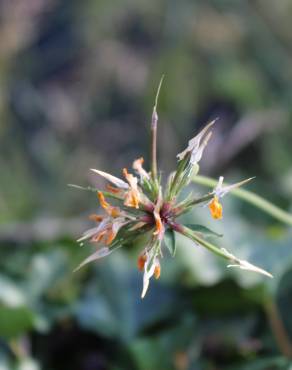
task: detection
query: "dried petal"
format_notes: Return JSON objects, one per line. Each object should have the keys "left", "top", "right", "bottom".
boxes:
{"left": 91, "top": 169, "right": 129, "bottom": 189}
{"left": 123, "top": 168, "right": 141, "bottom": 208}
{"left": 153, "top": 188, "right": 165, "bottom": 240}
{"left": 98, "top": 192, "right": 120, "bottom": 217}
{"left": 133, "top": 157, "right": 150, "bottom": 180}
{"left": 177, "top": 120, "right": 215, "bottom": 162}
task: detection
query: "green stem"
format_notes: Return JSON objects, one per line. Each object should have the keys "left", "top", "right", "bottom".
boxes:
{"left": 151, "top": 75, "right": 164, "bottom": 181}
{"left": 174, "top": 193, "right": 214, "bottom": 216}
{"left": 180, "top": 225, "right": 272, "bottom": 278}
{"left": 181, "top": 226, "right": 230, "bottom": 260}
{"left": 68, "top": 184, "right": 123, "bottom": 201}
{"left": 192, "top": 175, "right": 292, "bottom": 226}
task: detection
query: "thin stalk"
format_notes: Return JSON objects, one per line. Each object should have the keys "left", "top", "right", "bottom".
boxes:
{"left": 68, "top": 184, "right": 123, "bottom": 201}
{"left": 151, "top": 75, "right": 164, "bottom": 181}
{"left": 179, "top": 225, "right": 272, "bottom": 278}
{"left": 192, "top": 175, "right": 292, "bottom": 226}
{"left": 181, "top": 225, "right": 229, "bottom": 260}
{"left": 174, "top": 193, "right": 214, "bottom": 216}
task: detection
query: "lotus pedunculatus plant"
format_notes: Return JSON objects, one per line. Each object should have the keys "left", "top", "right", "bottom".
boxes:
{"left": 72, "top": 77, "right": 272, "bottom": 298}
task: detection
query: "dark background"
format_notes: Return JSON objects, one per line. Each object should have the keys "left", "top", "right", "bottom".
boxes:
{"left": 1, "top": 0, "right": 292, "bottom": 369}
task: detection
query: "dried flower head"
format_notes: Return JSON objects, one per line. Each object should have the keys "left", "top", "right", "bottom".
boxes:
{"left": 72, "top": 77, "right": 272, "bottom": 298}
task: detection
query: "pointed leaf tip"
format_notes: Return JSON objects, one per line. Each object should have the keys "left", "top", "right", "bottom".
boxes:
{"left": 164, "top": 229, "right": 176, "bottom": 256}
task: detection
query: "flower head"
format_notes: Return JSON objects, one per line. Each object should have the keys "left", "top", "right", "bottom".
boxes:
{"left": 73, "top": 79, "right": 272, "bottom": 298}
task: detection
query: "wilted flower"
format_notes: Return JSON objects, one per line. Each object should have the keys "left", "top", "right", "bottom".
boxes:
{"left": 72, "top": 78, "right": 272, "bottom": 298}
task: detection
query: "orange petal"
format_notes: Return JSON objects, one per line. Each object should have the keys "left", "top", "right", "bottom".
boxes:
{"left": 105, "top": 229, "right": 116, "bottom": 245}
{"left": 106, "top": 184, "right": 122, "bottom": 194}
{"left": 91, "top": 229, "right": 107, "bottom": 243}
{"left": 137, "top": 254, "right": 147, "bottom": 271}
{"left": 98, "top": 191, "right": 110, "bottom": 210}
{"left": 124, "top": 190, "right": 140, "bottom": 209}
{"left": 89, "top": 214, "right": 104, "bottom": 222}
{"left": 154, "top": 264, "right": 161, "bottom": 279}
{"left": 98, "top": 191, "right": 120, "bottom": 217}
{"left": 209, "top": 196, "right": 223, "bottom": 220}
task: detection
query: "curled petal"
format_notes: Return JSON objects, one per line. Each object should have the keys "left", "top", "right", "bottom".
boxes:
{"left": 123, "top": 168, "right": 141, "bottom": 208}
{"left": 141, "top": 260, "right": 156, "bottom": 299}
{"left": 177, "top": 119, "right": 215, "bottom": 162}
{"left": 89, "top": 214, "right": 104, "bottom": 222}
{"left": 124, "top": 190, "right": 140, "bottom": 209}
{"left": 98, "top": 192, "right": 120, "bottom": 217}
{"left": 91, "top": 169, "right": 129, "bottom": 189}
{"left": 154, "top": 262, "right": 161, "bottom": 279}
{"left": 137, "top": 253, "right": 147, "bottom": 271}
{"left": 141, "top": 250, "right": 161, "bottom": 298}
{"left": 133, "top": 157, "right": 150, "bottom": 180}
{"left": 153, "top": 188, "right": 165, "bottom": 240}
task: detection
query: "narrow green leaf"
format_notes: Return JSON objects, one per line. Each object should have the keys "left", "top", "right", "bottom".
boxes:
{"left": 164, "top": 229, "right": 176, "bottom": 256}
{"left": 185, "top": 224, "right": 222, "bottom": 238}
{"left": 181, "top": 226, "right": 273, "bottom": 278}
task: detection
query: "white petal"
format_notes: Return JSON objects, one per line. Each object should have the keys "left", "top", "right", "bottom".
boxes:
{"left": 74, "top": 247, "right": 112, "bottom": 271}
{"left": 221, "top": 248, "right": 273, "bottom": 278}
{"left": 90, "top": 169, "right": 129, "bottom": 189}
{"left": 214, "top": 177, "right": 254, "bottom": 198}
{"left": 177, "top": 120, "right": 215, "bottom": 161}
{"left": 141, "top": 262, "right": 156, "bottom": 299}
{"left": 190, "top": 131, "right": 212, "bottom": 164}
{"left": 227, "top": 262, "right": 273, "bottom": 278}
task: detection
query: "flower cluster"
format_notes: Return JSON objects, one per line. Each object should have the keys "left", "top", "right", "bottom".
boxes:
{"left": 74, "top": 79, "right": 272, "bottom": 298}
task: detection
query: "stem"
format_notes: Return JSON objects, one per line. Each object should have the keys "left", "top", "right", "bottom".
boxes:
{"left": 264, "top": 298, "right": 292, "bottom": 358}
{"left": 151, "top": 114, "right": 158, "bottom": 180}
{"left": 68, "top": 184, "right": 123, "bottom": 201}
{"left": 192, "top": 175, "right": 292, "bottom": 226}
{"left": 181, "top": 225, "right": 229, "bottom": 260}
{"left": 151, "top": 75, "right": 164, "bottom": 181}
{"left": 178, "top": 225, "right": 272, "bottom": 278}
{"left": 174, "top": 193, "right": 214, "bottom": 216}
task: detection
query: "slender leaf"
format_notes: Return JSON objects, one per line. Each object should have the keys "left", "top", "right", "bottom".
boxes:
{"left": 185, "top": 223, "right": 222, "bottom": 238}
{"left": 164, "top": 229, "right": 176, "bottom": 256}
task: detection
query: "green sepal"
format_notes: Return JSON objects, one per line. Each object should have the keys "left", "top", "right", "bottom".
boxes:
{"left": 164, "top": 229, "right": 176, "bottom": 257}
{"left": 184, "top": 224, "right": 222, "bottom": 238}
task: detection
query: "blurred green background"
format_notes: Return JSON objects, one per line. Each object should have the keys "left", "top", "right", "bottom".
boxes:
{"left": 1, "top": 0, "right": 292, "bottom": 369}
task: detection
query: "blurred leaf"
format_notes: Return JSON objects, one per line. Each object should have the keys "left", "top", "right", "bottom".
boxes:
{"left": 75, "top": 253, "right": 186, "bottom": 341}
{"left": 0, "top": 305, "right": 35, "bottom": 338}
{"left": 129, "top": 314, "right": 197, "bottom": 370}
{"left": 16, "top": 358, "right": 40, "bottom": 370}
{"left": 226, "top": 356, "right": 291, "bottom": 370}
{"left": 276, "top": 267, "right": 292, "bottom": 339}
{"left": 23, "top": 250, "right": 70, "bottom": 301}
{"left": 0, "top": 275, "right": 26, "bottom": 307}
